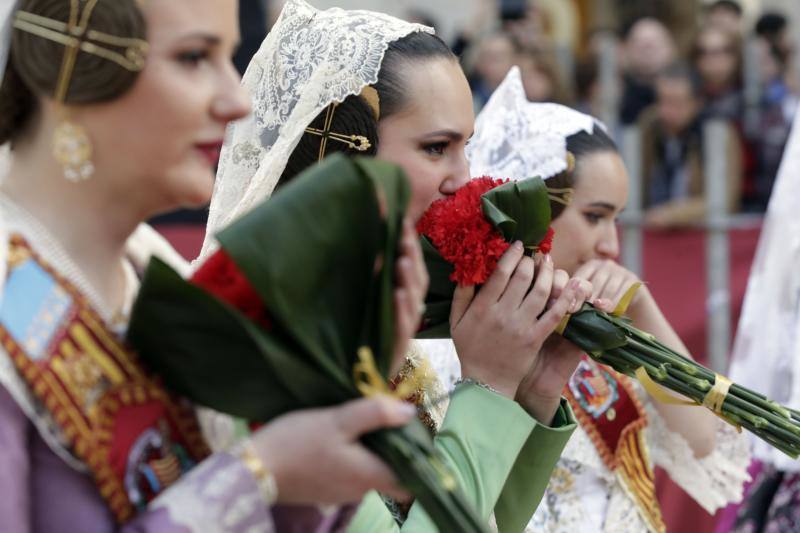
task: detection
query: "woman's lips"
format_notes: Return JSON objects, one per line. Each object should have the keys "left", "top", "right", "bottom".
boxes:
{"left": 195, "top": 141, "right": 223, "bottom": 167}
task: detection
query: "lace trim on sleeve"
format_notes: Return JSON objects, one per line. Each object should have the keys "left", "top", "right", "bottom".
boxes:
{"left": 638, "top": 385, "right": 751, "bottom": 513}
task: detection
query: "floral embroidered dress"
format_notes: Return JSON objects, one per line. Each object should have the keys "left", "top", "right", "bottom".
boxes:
{"left": 422, "top": 336, "right": 750, "bottom": 533}
{"left": 430, "top": 65, "right": 752, "bottom": 533}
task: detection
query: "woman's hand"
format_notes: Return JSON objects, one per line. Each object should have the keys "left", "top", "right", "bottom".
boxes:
{"left": 574, "top": 258, "right": 648, "bottom": 315}
{"left": 450, "top": 243, "right": 589, "bottom": 400}
{"left": 392, "top": 217, "right": 429, "bottom": 373}
{"left": 513, "top": 269, "right": 594, "bottom": 424}
{"left": 574, "top": 259, "right": 717, "bottom": 456}
{"left": 252, "top": 397, "right": 416, "bottom": 505}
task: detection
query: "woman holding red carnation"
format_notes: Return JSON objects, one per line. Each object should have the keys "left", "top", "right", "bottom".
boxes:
{"left": 440, "top": 66, "right": 750, "bottom": 533}
{"left": 200, "top": 1, "right": 599, "bottom": 531}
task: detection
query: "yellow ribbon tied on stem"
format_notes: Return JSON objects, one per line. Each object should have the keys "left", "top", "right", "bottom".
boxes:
{"left": 634, "top": 367, "right": 742, "bottom": 432}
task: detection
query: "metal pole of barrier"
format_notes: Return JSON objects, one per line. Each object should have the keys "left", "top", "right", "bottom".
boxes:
{"left": 619, "top": 126, "right": 643, "bottom": 277}
{"left": 743, "top": 36, "right": 762, "bottom": 139}
{"left": 596, "top": 31, "right": 620, "bottom": 136}
{"left": 555, "top": 44, "right": 576, "bottom": 98}
{"left": 704, "top": 120, "right": 731, "bottom": 373}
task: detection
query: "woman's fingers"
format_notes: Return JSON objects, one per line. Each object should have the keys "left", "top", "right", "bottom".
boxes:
{"left": 520, "top": 254, "right": 554, "bottom": 319}
{"left": 497, "top": 255, "right": 536, "bottom": 312}
{"left": 471, "top": 242, "right": 524, "bottom": 308}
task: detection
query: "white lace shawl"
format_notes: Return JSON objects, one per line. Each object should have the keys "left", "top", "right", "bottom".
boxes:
{"left": 728, "top": 110, "right": 800, "bottom": 472}
{"left": 199, "top": 0, "right": 432, "bottom": 261}
{"left": 421, "top": 338, "right": 751, "bottom": 533}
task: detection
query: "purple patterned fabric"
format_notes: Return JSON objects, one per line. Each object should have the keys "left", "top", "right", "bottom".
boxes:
{"left": 0, "top": 384, "right": 350, "bottom": 532}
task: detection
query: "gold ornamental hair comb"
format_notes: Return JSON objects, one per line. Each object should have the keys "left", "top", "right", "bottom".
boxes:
{"left": 14, "top": 3, "right": 149, "bottom": 91}
{"left": 304, "top": 103, "right": 372, "bottom": 162}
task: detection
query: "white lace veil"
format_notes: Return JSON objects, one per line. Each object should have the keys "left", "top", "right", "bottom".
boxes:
{"left": 199, "top": 0, "right": 432, "bottom": 261}
{"left": 728, "top": 110, "right": 800, "bottom": 471}
{"left": 466, "top": 66, "right": 596, "bottom": 181}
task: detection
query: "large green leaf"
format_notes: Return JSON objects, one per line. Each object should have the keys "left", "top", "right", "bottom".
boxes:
{"left": 129, "top": 155, "right": 489, "bottom": 532}
{"left": 129, "top": 258, "right": 346, "bottom": 420}
{"left": 481, "top": 177, "right": 551, "bottom": 246}
{"left": 217, "top": 155, "right": 401, "bottom": 382}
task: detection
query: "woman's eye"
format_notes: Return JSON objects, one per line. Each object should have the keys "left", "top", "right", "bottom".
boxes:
{"left": 583, "top": 212, "right": 602, "bottom": 224}
{"left": 177, "top": 49, "right": 210, "bottom": 66}
{"left": 423, "top": 142, "right": 449, "bottom": 156}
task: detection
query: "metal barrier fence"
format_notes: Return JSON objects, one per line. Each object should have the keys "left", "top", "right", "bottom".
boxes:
{"left": 618, "top": 121, "right": 765, "bottom": 373}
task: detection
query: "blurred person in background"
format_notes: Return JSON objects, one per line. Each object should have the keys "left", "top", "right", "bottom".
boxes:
{"left": 755, "top": 11, "right": 794, "bottom": 59}
{"left": 517, "top": 44, "right": 574, "bottom": 105}
{"left": 500, "top": 0, "right": 542, "bottom": 50}
{"left": 574, "top": 59, "right": 602, "bottom": 117}
{"left": 743, "top": 18, "right": 798, "bottom": 212}
{"left": 619, "top": 17, "right": 677, "bottom": 125}
{"left": 704, "top": 0, "right": 745, "bottom": 38}
{"left": 234, "top": 0, "right": 268, "bottom": 74}
{"left": 639, "top": 63, "right": 742, "bottom": 227}
{"left": 469, "top": 31, "right": 518, "bottom": 109}
{"left": 405, "top": 8, "right": 438, "bottom": 31}
{"left": 693, "top": 26, "right": 744, "bottom": 121}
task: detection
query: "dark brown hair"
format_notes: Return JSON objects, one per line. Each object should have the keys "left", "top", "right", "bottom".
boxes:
{"left": 548, "top": 124, "right": 618, "bottom": 219}
{"left": 0, "top": 0, "right": 147, "bottom": 145}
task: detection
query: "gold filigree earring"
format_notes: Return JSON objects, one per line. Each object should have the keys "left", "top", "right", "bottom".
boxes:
{"left": 14, "top": 0, "right": 148, "bottom": 182}
{"left": 53, "top": 113, "right": 95, "bottom": 182}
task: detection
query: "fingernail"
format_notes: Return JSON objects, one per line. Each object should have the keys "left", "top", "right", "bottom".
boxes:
{"left": 545, "top": 254, "right": 553, "bottom": 264}
{"left": 568, "top": 279, "right": 580, "bottom": 290}
{"left": 570, "top": 298, "right": 578, "bottom": 312}
{"left": 514, "top": 241, "right": 524, "bottom": 250}
{"left": 397, "top": 402, "right": 417, "bottom": 417}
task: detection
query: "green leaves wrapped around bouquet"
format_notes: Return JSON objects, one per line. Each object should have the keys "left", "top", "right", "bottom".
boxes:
{"left": 128, "top": 155, "right": 488, "bottom": 532}
{"left": 561, "top": 307, "right": 800, "bottom": 458}
{"left": 416, "top": 175, "right": 800, "bottom": 459}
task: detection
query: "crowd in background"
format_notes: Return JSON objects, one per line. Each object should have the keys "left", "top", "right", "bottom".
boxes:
{"left": 188, "top": 0, "right": 795, "bottom": 231}
{"left": 438, "top": 0, "right": 798, "bottom": 228}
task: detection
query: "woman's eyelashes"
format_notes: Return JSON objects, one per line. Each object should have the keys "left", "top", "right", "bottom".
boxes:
{"left": 583, "top": 211, "right": 604, "bottom": 225}
{"left": 176, "top": 48, "right": 211, "bottom": 67}
{"left": 422, "top": 141, "right": 449, "bottom": 156}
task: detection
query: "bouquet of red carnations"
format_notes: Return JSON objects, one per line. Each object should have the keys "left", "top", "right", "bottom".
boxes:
{"left": 128, "top": 155, "right": 489, "bottom": 532}
{"left": 416, "top": 176, "right": 800, "bottom": 458}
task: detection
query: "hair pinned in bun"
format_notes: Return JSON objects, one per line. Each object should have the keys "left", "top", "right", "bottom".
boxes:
{"left": 0, "top": 0, "right": 146, "bottom": 145}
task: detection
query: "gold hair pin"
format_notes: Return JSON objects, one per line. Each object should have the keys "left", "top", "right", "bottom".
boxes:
{"left": 14, "top": 7, "right": 148, "bottom": 75}
{"left": 304, "top": 103, "right": 372, "bottom": 161}
{"left": 547, "top": 186, "right": 574, "bottom": 206}
{"left": 359, "top": 85, "right": 380, "bottom": 121}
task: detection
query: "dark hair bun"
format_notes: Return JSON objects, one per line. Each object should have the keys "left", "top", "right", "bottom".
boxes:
{"left": 0, "top": 0, "right": 146, "bottom": 144}
{"left": 278, "top": 93, "right": 379, "bottom": 187}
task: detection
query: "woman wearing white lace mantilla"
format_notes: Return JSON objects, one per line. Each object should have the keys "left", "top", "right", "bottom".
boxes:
{"left": 423, "top": 67, "right": 751, "bottom": 533}
{"left": 726, "top": 104, "right": 800, "bottom": 532}
{"left": 200, "top": 1, "right": 609, "bottom": 531}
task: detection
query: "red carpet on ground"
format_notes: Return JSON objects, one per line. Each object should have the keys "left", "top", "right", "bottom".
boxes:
{"left": 155, "top": 223, "right": 763, "bottom": 533}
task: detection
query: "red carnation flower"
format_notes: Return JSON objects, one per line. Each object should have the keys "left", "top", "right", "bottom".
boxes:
{"left": 417, "top": 177, "right": 511, "bottom": 286}
{"left": 191, "top": 249, "right": 272, "bottom": 330}
{"left": 538, "top": 227, "right": 555, "bottom": 255}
